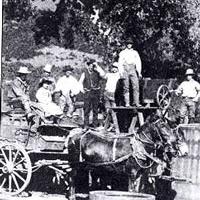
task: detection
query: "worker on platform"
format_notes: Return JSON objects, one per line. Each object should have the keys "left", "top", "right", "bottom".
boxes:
{"left": 176, "top": 68, "right": 200, "bottom": 123}
{"left": 118, "top": 38, "right": 142, "bottom": 107}
{"left": 104, "top": 62, "right": 120, "bottom": 108}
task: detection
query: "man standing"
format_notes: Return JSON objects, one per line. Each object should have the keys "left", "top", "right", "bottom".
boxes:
{"left": 176, "top": 68, "right": 200, "bottom": 123}
{"left": 55, "top": 65, "right": 81, "bottom": 117}
{"left": 104, "top": 62, "right": 120, "bottom": 108}
{"left": 79, "top": 59, "right": 105, "bottom": 128}
{"left": 118, "top": 38, "right": 142, "bottom": 107}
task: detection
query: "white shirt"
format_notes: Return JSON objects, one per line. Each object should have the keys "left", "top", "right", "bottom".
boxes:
{"left": 55, "top": 75, "right": 81, "bottom": 97}
{"left": 177, "top": 79, "right": 200, "bottom": 98}
{"left": 118, "top": 48, "right": 142, "bottom": 76}
{"left": 105, "top": 72, "right": 120, "bottom": 93}
{"left": 36, "top": 87, "right": 52, "bottom": 104}
{"left": 36, "top": 87, "right": 63, "bottom": 116}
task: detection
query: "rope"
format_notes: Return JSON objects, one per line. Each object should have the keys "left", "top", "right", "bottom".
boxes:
{"left": 84, "top": 153, "right": 132, "bottom": 166}
{"left": 112, "top": 138, "right": 118, "bottom": 161}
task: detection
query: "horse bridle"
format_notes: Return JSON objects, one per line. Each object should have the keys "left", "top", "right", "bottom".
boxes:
{"left": 137, "top": 119, "right": 166, "bottom": 148}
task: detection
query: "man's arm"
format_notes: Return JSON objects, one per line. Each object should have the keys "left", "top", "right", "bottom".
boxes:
{"left": 175, "top": 83, "right": 183, "bottom": 96}
{"left": 134, "top": 51, "right": 142, "bottom": 77}
{"left": 193, "top": 82, "right": 200, "bottom": 102}
{"left": 94, "top": 63, "right": 106, "bottom": 78}
{"left": 79, "top": 72, "right": 85, "bottom": 93}
{"left": 12, "top": 80, "right": 29, "bottom": 101}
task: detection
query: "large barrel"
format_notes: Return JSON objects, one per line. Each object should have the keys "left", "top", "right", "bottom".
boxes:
{"left": 89, "top": 191, "right": 155, "bottom": 200}
{"left": 172, "top": 124, "right": 200, "bottom": 184}
{"left": 171, "top": 124, "right": 200, "bottom": 200}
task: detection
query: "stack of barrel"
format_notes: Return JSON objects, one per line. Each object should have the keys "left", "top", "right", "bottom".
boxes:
{"left": 172, "top": 124, "right": 200, "bottom": 200}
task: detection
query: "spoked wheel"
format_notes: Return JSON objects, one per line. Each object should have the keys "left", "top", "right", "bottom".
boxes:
{"left": 0, "top": 142, "right": 32, "bottom": 195}
{"left": 156, "top": 85, "right": 171, "bottom": 110}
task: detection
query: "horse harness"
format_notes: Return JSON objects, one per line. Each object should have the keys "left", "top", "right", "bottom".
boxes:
{"left": 76, "top": 127, "right": 165, "bottom": 168}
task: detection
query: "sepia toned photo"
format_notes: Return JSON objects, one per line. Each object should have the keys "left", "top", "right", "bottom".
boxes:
{"left": 1, "top": 0, "right": 200, "bottom": 200}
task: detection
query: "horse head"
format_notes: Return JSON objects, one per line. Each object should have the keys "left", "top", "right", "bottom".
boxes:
{"left": 164, "top": 117, "right": 188, "bottom": 157}
{"left": 137, "top": 112, "right": 188, "bottom": 160}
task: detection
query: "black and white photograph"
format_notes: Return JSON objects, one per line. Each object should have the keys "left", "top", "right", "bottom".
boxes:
{"left": 1, "top": 0, "right": 200, "bottom": 200}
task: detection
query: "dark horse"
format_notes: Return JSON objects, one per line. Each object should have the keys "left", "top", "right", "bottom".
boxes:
{"left": 65, "top": 112, "right": 188, "bottom": 193}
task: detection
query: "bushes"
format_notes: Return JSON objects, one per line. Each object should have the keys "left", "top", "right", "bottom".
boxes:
{"left": 2, "top": 18, "right": 40, "bottom": 60}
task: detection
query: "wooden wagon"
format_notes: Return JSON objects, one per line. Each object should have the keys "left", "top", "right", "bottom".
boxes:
{"left": 0, "top": 107, "right": 79, "bottom": 196}
{"left": 0, "top": 77, "right": 177, "bottom": 197}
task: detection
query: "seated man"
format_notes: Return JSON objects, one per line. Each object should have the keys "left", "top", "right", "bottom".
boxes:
{"left": 55, "top": 65, "right": 81, "bottom": 118}
{"left": 9, "top": 66, "right": 40, "bottom": 131}
{"left": 36, "top": 79, "right": 63, "bottom": 118}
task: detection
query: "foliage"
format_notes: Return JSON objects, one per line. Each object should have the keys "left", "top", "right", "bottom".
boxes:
{"left": 2, "top": 17, "right": 42, "bottom": 60}
{"left": 3, "top": 0, "right": 32, "bottom": 21}
{"left": 3, "top": 0, "right": 200, "bottom": 78}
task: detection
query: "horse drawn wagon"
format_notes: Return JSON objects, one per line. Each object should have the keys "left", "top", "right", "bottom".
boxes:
{"left": 0, "top": 78, "right": 187, "bottom": 199}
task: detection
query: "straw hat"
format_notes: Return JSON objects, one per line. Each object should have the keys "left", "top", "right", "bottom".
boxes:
{"left": 17, "top": 66, "right": 31, "bottom": 74}
{"left": 185, "top": 68, "right": 195, "bottom": 76}
{"left": 44, "top": 64, "right": 53, "bottom": 73}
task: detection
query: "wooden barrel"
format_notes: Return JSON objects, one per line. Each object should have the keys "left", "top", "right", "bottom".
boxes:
{"left": 172, "top": 124, "right": 200, "bottom": 184}
{"left": 89, "top": 191, "right": 155, "bottom": 200}
{"left": 172, "top": 124, "right": 200, "bottom": 200}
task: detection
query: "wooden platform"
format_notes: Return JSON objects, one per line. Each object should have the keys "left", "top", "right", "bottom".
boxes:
{"left": 106, "top": 106, "right": 159, "bottom": 134}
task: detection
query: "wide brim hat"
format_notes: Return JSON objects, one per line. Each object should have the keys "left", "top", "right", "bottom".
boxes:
{"left": 44, "top": 64, "right": 53, "bottom": 73}
{"left": 185, "top": 68, "right": 195, "bottom": 76}
{"left": 63, "top": 65, "right": 74, "bottom": 72}
{"left": 17, "top": 66, "right": 31, "bottom": 74}
{"left": 126, "top": 38, "right": 133, "bottom": 44}
{"left": 40, "top": 78, "right": 53, "bottom": 85}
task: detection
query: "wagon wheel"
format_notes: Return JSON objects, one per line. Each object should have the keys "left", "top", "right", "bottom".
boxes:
{"left": 156, "top": 85, "right": 171, "bottom": 109}
{"left": 0, "top": 142, "right": 32, "bottom": 195}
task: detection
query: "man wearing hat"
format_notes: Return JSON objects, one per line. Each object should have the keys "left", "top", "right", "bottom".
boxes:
{"left": 118, "top": 38, "right": 142, "bottom": 107}
{"left": 39, "top": 64, "right": 55, "bottom": 91}
{"left": 9, "top": 66, "right": 41, "bottom": 131}
{"left": 104, "top": 62, "right": 120, "bottom": 108}
{"left": 55, "top": 65, "right": 81, "bottom": 117}
{"left": 176, "top": 68, "right": 200, "bottom": 123}
{"left": 79, "top": 59, "right": 105, "bottom": 128}
{"left": 10, "top": 66, "right": 32, "bottom": 113}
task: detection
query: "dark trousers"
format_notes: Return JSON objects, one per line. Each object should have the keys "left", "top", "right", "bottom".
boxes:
{"left": 84, "top": 90, "right": 100, "bottom": 127}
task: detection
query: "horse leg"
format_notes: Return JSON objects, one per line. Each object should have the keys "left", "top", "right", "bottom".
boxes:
{"left": 66, "top": 170, "right": 76, "bottom": 200}
{"left": 90, "top": 170, "right": 100, "bottom": 190}
{"left": 128, "top": 170, "right": 141, "bottom": 192}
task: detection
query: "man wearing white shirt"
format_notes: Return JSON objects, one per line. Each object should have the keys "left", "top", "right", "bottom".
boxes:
{"left": 176, "top": 68, "right": 200, "bottom": 123}
{"left": 104, "top": 62, "right": 120, "bottom": 107}
{"left": 55, "top": 65, "right": 81, "bottom": 117}
{"left": 118, "top": 39, "right": 142, "bottom": 107}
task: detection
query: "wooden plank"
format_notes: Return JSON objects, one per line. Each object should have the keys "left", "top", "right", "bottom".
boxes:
{"left": 110, "top": 106, "right": 158, "bottom": 110}
{"left": 111, "top": 110, "right": 120, "bottom": 135}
